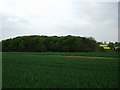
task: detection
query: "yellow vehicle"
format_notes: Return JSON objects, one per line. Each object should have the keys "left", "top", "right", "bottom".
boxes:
{"left": 99, "top": 44, "right": 111, "bottom": 50}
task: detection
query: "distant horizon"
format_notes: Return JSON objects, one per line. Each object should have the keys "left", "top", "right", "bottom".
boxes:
{"left": 1, "top": 34, "right": 119, "bottom": 43}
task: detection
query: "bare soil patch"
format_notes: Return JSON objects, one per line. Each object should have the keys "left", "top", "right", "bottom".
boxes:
{"left": 48, "top": 55, "right": 119, "bottom": 59}
{"left": 31, "top": 54, "right": 119, "bottom": 59}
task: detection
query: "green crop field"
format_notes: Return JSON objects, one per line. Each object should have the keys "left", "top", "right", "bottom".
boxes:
{"left": 2, "top": 52, "right": 119, "bottom": 88}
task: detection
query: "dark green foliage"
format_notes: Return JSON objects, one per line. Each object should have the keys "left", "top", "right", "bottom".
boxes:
{"left": 108, "top": 42, "right": 115, "bottom": 50}
{"left": 99, "top": 47, "right": 105, "bottom": 52}
{"left": 2, "top": 35, "right": 99, "bottom": 52}
{"left": 3, "top": 52, "right": 118, "bottom": 88}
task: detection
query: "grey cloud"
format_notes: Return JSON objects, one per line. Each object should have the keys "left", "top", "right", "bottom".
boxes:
{"left": 1, "top": 14, "right": 32, "bottom": 40}
{"left": 1, "top": 2, "right": 118, "bottom": 42}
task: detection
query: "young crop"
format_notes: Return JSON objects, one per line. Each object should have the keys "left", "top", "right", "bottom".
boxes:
{"left": 2, "top": 52, "right": 118, "bottom": 88}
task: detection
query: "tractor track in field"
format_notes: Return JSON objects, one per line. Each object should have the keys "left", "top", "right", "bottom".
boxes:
{"left": 31, "top": 54, "right": 119, "bottom": 59}
{"left": 48, "top": 55, "right": 119, "bottom": 59}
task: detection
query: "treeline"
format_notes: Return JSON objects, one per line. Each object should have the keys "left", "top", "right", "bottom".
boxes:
{"left": 1, "top": 35, "right": 99, "bottom": 52}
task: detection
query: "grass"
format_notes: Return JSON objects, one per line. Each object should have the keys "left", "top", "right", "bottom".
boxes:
{"left": 3, "top": 51, "right": 119, "bottom": 58}
{"left": 2, "top": 52, "right": 118, "bottom": 88}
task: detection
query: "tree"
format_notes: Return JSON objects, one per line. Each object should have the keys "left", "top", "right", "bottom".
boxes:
{"left": 108, "top": 42, "right": 115, "bottom": 50}
{"left": 2, "top": 35, "right": 99, "bottom": 52}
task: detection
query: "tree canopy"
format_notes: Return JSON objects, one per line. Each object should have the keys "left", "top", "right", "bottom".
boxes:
{"left": 1, "top": 35, "right": 99, "bottom": 52}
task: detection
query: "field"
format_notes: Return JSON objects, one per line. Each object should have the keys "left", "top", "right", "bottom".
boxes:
{"left": 2, "top": 52, "right": 119, "bottom": 88}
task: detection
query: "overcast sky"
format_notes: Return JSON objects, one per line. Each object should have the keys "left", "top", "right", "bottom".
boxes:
{"left": 0, "top": 0, "right": 119, "bottom": 42}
